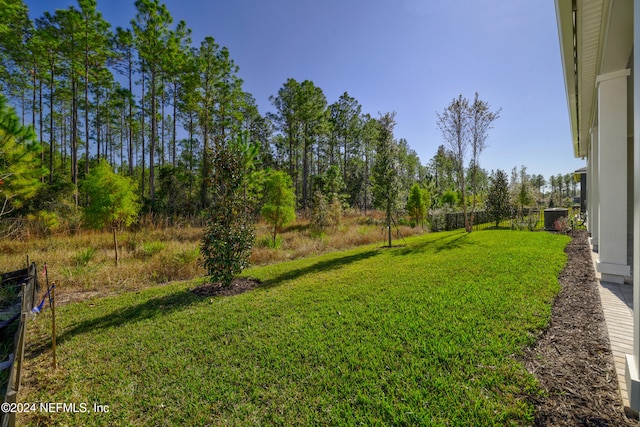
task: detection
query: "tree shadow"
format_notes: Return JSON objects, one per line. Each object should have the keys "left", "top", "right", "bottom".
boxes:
{"left": 433, "top": 233, "right": 472, "bottom": 252}
{"left": 258, "top": 250, "right": 379, "bottom": 289}
{"left": 28, "top": 250, "right": 380, "bottom": 357}
{"left": 39, "top": 289, "right": 199, "bottom": 351}
{"left": 26, "top": 250, "right": 381, "bottom": 361}
{"left": 391, "top": 230, "right": 469, "bottom": 256}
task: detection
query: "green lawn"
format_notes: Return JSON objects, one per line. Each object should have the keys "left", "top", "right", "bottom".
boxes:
{"left": 22, "top": 229, "right": 570, "bottom": 426}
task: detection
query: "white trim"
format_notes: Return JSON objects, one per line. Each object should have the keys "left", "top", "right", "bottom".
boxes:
{"left": 630, "top": 0, "right": 640, "bottom": 411}
{"left": 597, "top": 260, "right": 631, "bottom": 277}
{"left": 596, "top": 68, "right": 631, "bottom": 85}
{"left": 626, "top": 354, "right": 640, "bottom": 411}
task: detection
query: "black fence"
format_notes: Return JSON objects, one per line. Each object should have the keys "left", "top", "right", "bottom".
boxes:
{"left": 429, "top": 209, "right": 547, "bottom": 232}
{"left": 1, "top": 263, "right": 39, "bottom": 427}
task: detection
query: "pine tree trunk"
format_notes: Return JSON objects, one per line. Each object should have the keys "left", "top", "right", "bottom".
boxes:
{"left": 141, "top": 72, "right": 146, "bottom": 199}
{"left": 150, "top": 67, "right": 157, "bottom": 202}
{"left": 128, "top": 58, "right": 134, "bottom": 176}
{"left": 49, "top": 63, "right": 55, "bottom": 185}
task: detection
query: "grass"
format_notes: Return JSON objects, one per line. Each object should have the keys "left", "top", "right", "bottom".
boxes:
{"left": 20, "top": 229, "right": 570, "bottom": 426}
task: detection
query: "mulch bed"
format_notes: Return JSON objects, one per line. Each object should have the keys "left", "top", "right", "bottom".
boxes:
{"left": 525, "top": 229, "right": 638, "bottom": 426}
{"left": 191, "top": 277, "right": 262, "bottom": 297}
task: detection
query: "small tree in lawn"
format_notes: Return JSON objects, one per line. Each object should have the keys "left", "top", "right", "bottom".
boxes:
{"left": 261, "top": 170, "right": 296, "bottom": 247}
{"left": 372, "top": 112, "right": 400, "bottom": 247}
{"left": 81, "top": 159, "right": 140, "bottom": 266}
{"left": 485, "top": 169, "right": 511, "bottom": 227}
{"left": 201, "top": 137, "right": 256, "bottom": 287}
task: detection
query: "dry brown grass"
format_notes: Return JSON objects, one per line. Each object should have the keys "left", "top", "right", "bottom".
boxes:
{"left": 0, "top": 211, "right": 426, "bottom": 303}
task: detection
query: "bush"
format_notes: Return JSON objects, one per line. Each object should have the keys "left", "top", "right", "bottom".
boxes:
{"left": 261, "top": 170, "right": 296, "bottom": 247}
{"left": 201, "top": 139, "right": 255, "bottom": 287}
{"left": 26, "top": 210, "right": 61, "bottom": 236}
{"left": 73, "top": 247, "right": 96, "bottom": 267}
{"left": 310, "top": 191, "right": 329, "bottom": 234}
{"left": 554, "top": 216, "right": 570, "bottom": 233}
{"left": 138, "top": 241, "right": 166, "bottom": 259}
{"left": 428, "top": 207, "right": 451, "bottom": 232}
{"left": 257, "top": 235, "right": 283, "bottom": 249}
{"left": 151, "top": 247, "right": 201, "bottom": 284}
{"left": 328, "top": 199, "right": 342, "bottom": 231}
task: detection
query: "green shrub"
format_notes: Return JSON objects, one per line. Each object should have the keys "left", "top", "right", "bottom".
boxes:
{"left": 257, "top": 235, "right": 283, "bottom": 249}
{"left": 26, "top": 210, "right": 61, "bottom": 235}
{"left": 201, "top": 138, "right": 255, "bottom": 287}
{"left": 328, "top": 199, "right": 342, "bottom": 231}
{"left": 152, "top": 247, "right": 202, "bottom": 284}
{"left": 177, "top": 246, "right": 200, "bottom": 265}
{"left": 139, "top": 241, "right": 166, "bottom": 258}
{"left": 73, "top": 247, "right": 96, "bottom": 267}
{"left": 310, "top": 190, "right": 329, "bottom": 234}
{"left": 261, "top": 170, "right": 296, "bottom": 248}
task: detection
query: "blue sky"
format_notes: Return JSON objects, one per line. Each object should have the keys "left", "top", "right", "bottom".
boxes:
{"left": 24, "top": 0, "right": 584, "bottom": 180}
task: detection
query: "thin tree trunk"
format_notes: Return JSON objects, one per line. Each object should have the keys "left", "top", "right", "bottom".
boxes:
{"left": 161, "top": 75, "right": 165, "bottom": 167}
{"left": 303, "top": 134, "right": 309, "bottom": 210}
{"left": 150, "top": 67, "right": 157, "bottom": 203}
{"left": 49, "top": 65, "right": 55, "bottom": 184}
{"left": 96, "top": 89, "right": 101, "bottom": 159}
{"left": 85, "top": 37, "right": 90, "bottom": 177}
{"left": 32, "top": 62, "right": 36, "bottom": 129}
{"left": 128, "top": 56, "right": 133, "bottom": 176}
{"left": 113, "top": 227, "right": 119, "bottom": 266}
{"left": 172, "top": 80, "right": 177, "bottom": 166}
{"left": 387, "top": 202, "right": 392, "bottom": 247}
{"left": 39, "top": 79, "right": 43, "bottom": 182}
{"left": 71, "top": 74, "right": 79, "bottom": 208}
{"left": 120, "top": 109, "right": 125, "bottom": 169}
{"left": 273, "top": 224, "right": 278, "bottom": 248}
{"left": 141, "top": 71, "right": 146, "bottom": 199}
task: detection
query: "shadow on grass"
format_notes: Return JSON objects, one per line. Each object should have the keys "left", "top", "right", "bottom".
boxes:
{"left": 259, "top": 250, "right": 379, "bottom": 289}
{"left": 433, "top": 233, "right": 472, "bottom": 252}
{"left": 392, "top": 230, "right": 470, "bottom": 256}
{"left": 33, "top": 251, "right": 378, "bottom": 354}
{"left": 47, "top": 290, "right": 198, "bottom": 349}
{"left": 479, "top": 225, "right": 512, "bottom": 231}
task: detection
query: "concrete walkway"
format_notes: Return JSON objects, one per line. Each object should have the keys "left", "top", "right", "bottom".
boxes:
{"left": 591, "top": 252, "right": 634, "bottom": 408}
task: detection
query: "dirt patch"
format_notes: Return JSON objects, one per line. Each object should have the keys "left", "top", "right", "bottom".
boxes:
{"left": 525, "top": 229, "right": 638, "bottom": 426}
{"left": 191, "top": 277, "right": 262, "bottom": 297}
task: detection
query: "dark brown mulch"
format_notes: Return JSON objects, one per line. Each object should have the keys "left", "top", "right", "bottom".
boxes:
{"left": 525, "top": 229, "right": 638, "bottom": 426}
{"left": 191, "top": 277, "right": 262, "bottom": 297}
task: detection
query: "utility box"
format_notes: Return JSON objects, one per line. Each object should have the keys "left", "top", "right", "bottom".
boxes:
{"left": 544, "top": 208, "right": 569, "bottom": 231}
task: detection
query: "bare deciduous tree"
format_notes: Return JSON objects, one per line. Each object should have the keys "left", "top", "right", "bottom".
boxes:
{"left": 437, "top": 93, "right": 500, "bottom": 232}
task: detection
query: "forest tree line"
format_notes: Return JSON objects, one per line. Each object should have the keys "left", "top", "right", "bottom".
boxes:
{"left": 0, "top": 0, "right": 579, "bottom": 236}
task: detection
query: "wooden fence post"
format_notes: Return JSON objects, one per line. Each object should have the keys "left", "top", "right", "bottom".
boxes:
{"left": 51, "top": 283, "right": 56, "bottom": 370}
